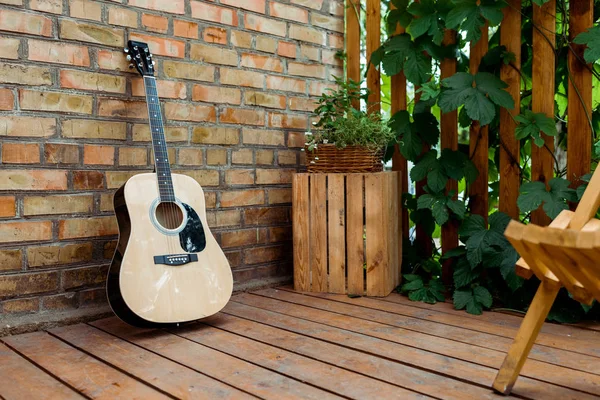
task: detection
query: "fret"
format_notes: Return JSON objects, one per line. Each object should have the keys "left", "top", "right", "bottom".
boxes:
{"left": 143, "top": 76, "right": 175, "bottom": 202}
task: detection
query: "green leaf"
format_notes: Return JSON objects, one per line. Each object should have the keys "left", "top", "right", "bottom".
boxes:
{"left": 441, "top": 246, "right": 466, "bottom": 260}
{"left": 439, "top": 149, "right": 467, "bottom": 180}
{"left": 402, "top": 276, "right": 425, "bottom": 292}
{"left": 410, "top": 209, "right": 436, "bottom": 237}
{"left": 417, "top": 194, "right": 436, "bottom": 209}
{"left": 432, "top": 199, "right": 450, "bottom": 225}
{"left": 459, "top": 214, "right": 486, "bottom": 239}
{"left": 413, "top": 111, "right": 440, "bottom": 146}
{"left": 573, "top": 26, "right": 600, "bottom": 64}
{"left": 474, "top": 72, "right": 514, "bottom": 110}
{"left": 417, "top": 81, "right": 440, "bottom": 101}
{"left": 389, "top": 110, "right": 411, "bottom": 136}
{"left": 463, "top": 160, "right": 479, "bottom": 184}
{"left": 446, "top": 0, "right": 505, "bottom": 43}
{"left": 517, "top": 181, "right": 548, "bottom": 214}
{"left": 515, "top": 110, "right": 557, "bottom": 145}
{"left": 408, "top": 14, "right": 436, "bottom": 39}
{"left": 453, "top": 257, "right": 479, "bottom": 288}
{"left": 410, "top": 151, "right": 438, "bottom": 182}
{"left": 473, "top": 285, "right": 493, "bottom": 308}
{"left": 517, "top": 178, "right": 576, "bottom": 219}
{"left": 447, "top": 199, "right": 466, "bottom": 219}
{"left": 459, "top": 107, "right": 472, "bottom": 127}
{"left": 465, "top": 230, "right": 487, "bottom": 267}
{"left": 404, "top": 50, "right": 432, "bottom": 86}
{"left": 427, "top": 165, "right": 449, "bottom": 193}
{"left": 402, "top": 276, "right": 445, "bottom": 304}
{"left": 399, "top": 130, "right": 424, "bottom": 161}
{"left": 370, "top": 45, "right": 386, "bottom": 67}
{"left": 489, "top": 212, "right": 512, "bottom": 234}
{"left": 454, "top": 286, "right": 492, "bottom": 315}
{"left": 532, "top": 0, "right": 551, "bottom": 5}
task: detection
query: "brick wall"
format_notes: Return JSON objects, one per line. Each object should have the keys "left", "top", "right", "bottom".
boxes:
{"left": 0, "top": 0, "right": 343, "bottom": 321}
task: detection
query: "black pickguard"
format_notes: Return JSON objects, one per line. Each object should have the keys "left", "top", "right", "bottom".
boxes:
{"left": 178, "top": 203, "right": 206, "bottom": 253}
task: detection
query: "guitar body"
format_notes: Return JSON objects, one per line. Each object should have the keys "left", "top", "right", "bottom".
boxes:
{"left": 107, "top": 172, "right": 233, "bottom": 327}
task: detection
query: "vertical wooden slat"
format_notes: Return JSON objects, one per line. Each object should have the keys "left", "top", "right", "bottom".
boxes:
{"left": 310, "top": 174, "right": 327, "bottom": 292}
{"left": 365, "top": 173, "right": 388, "bottom": 296}
{"left": 389, "top": 172, "right": 401, "bottom": 290}
{"left": 366, "top": 0, "right": 380, "bottom": 112}
{"left": 346, "top": 0, "right": 361, "bottom": 110}
{"left": 499, "top": 0, "right": 521, "bottom": 220}
{"left": 567, "top": 0, "right": 593, "bottom": 188}
{"left": 531, "top": 0, "right": 555, "bottom": 226}
{"left": 292, "top": 174, "right": 309, "bottom": 291}
{"left": 469, "top": 24, "right": 489, "bottom": 225}
{"left": 346, "top": 174, "right": 364, "bottom": 295}
{"left": 327, "top": 174, "right": 346, "bottom": 294}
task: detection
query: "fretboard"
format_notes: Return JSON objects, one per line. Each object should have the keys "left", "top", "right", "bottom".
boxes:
{"left": 144, "top": 76, "right": 175, "bottom": 202}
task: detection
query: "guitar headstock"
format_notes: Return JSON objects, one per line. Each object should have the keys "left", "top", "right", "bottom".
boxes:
{"left": 125, "top": 40, "right": 155, "bottom": 77}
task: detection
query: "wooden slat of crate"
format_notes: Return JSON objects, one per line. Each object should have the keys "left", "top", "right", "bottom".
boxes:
{"left": 346, "top": 173, "right": 365, "bottom": 295}
{"left": 310, "top": 174, "right": 328, "bottom": 292}
{"left": 293, "top": 174, "right": 310, "bottom": 291}
{"left": 328, "top": 174, "right": 346, "bottom": 294}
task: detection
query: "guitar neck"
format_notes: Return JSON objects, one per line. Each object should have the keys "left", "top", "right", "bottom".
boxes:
{"left": 144, "top": 76, "right": 175, "bottom": 202}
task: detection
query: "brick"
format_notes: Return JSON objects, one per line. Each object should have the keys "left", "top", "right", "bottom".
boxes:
{"left": 244, "top": 14, "right": 286, "bottom": 37}
{"left": 59, "top": 216, "right": 118, "bottom": 239}
{"left": 290, "top": 96, "right": 317, "bottom": 112}
{"left": 270, "top": 2, "right": 308, "bottom": 23}
{"left": 128, "top": 0, "right": 184, "bottom": 14}
{"left": 244, "top": 245, "right": 286, "bottom": 264}
{"left": 322, "top": 49, "right": 340, "bottom": 66}
{"left": 43, "top": 293, "right": 78, "bottom": 311}
{"left": 19, "top": 90, "right": 92, "bottom": 114}
{"left": 70, "top": 0, "right": 102, "bottom": 21}
{"left": 192, "top": 126, "right": 239, "bottom": 145}
{"left": 226, "top": 168, "right": 254, "bottom": 184}
{"left": 308, "top": 81, "right": 336, "bottom": 96}
{"left": 27, "top": 242, "right": 93, "bottom": 267}
{"left": 221, "top": 68, "right": 264, "bottom": 88}
{"left": 163, "top": 60, "right": 215, "bottom": 82}
{"left": 231, "top": 150, "right": 253, "bottom": 165}
{"left": 300, "top": 44, "right": 320, "bottom": 61}
{"left": 79, "top": 288, "right": 107, "bottom": 307}
{"left": 164, "top": 102, "right": 216, "bottom": 122}
{"left": 231, "top": 30, "right": 252, "bottom": 48}
{"left": 244, "top": 207, "right": 289, "bottom": 225}
{"left": 241, "top": 53, "right": 282, "bottom": 72}
{"left": 278, "top": 150, "right": 297, "bottom": 165}
{"left": 221, "top": 228, "right": 267, "bottom": 248}
{"left": 203, "top": 26, "right": 228, "bottom": 45}
{"left": 0, "top": 170, "right": 67, "bottom": 190}
{"left": 288, "top": 62, "right": 326, "bottom": 78}
{"left": 44, "top": 144, "right": 79, "bottom": 165}
{"left": 0, "top": 221, "right": 53, "bottom": 243}
{"left": 269, "top": 113, "right": 307, "bottom": 129}
{"left": 0, "top": 0, "right": 22, "bottom": 5}
{"left": 266, "top": 76, "right": 306, "bottom": 94}
{"left": 222, "top": 0, "right": 265, "bottom": 13}
{"left": 178, "top": 148, "right": 203, "bottom": 166}
{"left": 190, "top": 43, "right": 238, "bottom": 66}
{"left": 0, "top": 37, "right": 19, "bottom": 59}
{"left": 0, "top": 196, "right": 15, "bottom": 218}
{"left": 62, "top": 265, "right": 109, "bottom": 290}
{"left": 268, "top": 188, "right": 292, "bottom": 204}
{"left": 330, "top": 1, "right": 344, "bottom": 16}
{"left": 24, "top": 194, "right": 93, "bottom": 217}
{"left": 2, "top": 143, "right": 40, "bottom": 164}
{"left": 0, "top": 88, "right": 13, "bottom": 110}
{"left": 221, "top": 108, "right": 265, "bottom": 126}
{"left": 30, "top": 0, "right": 63, "bottom": 14}
{"left": 206, "top": 148, "right": 227, "bottom": 165}
{"left": 2, "top": 298, "right": 39, "bottom": 313}
{"left": 290, "top": 25, "right": 326, "bottom": 45}
{"left": 328, "top": 66, "right": 343, "bottom": 81}
{"left": 221, "top": 189, "right": 264, "bottom": 208}
{"left": 256, "top": 168, "right": 294, "bottom": 184}
{"left": 256, "top": 36, "right": 276, "bottom": 53}
{"left": 329, "top": 33, "right": 344, "bottom": 49}
{"left": 119, "top": 147, "right": 147, "bottom": 166}
{"left": 100, "top": 193, "right": 114, "bottom": 212}
{"left": 287, "top": 131, "right": 306, "bottom": 147}
{"left": 133, "top": 124, "right": 188, "bottom": 142}
{"left": 131, "top": 78, "right": 186, "bottom": 99}
{"left": 0, "top": 9, "right": 52, "bottom": 37}
{"left": 62, "top": 119, "right": 126, "bottom": 140}
{"left": 98, "top": 98, "right": 148, "bottom": 119}
{"left": 311, "top": 13, "right": 343, "bottom": 33}
{"left": 60, "top": 20, "right": 124, "bottom": 47}
{"left": 84, "top": 145, "right": 115, "bottom": 165}
{"left": 244, "top": 91, "right": 285, "bottom": 109}
{"left": 206, "top": 210, "right": 241, "bottom": 228}
{"left": 174, "top": 20, "right": 198, "bottom": 38}
{"left": 205, "top": 192, "right": 217, "bottom": 209}
{"left": 0, "top": 249, "right": 21, "bottom": 272}
{"left": 103, "top": 241, "right": 117, "bottom": 259}
{"left": 192, "top": 84, "right": 241, "bottom": 104}
{"left": 256, "top": 149, "right": 274, "bottom": 164}
{"left": 225, "top": 251, "right": 242, "bottom": 268}
{"left": 108, "top": 6, "right": 138, "bottom": 28}
{"left": 291, "top": 0, "right": 323, "bottom": 10}
{"left": 129, "top": 33, "right": 184, "bottom": 58}
{"left": 97, "top": 50, "right": 133, "bottom": 73}
{"left": 269, "top": 226, "right": 292, "bottom": 243}
{"left": 190, "top": 1, "right": 238, "bottom": 26}
{"left": 142, "top": 13, "right": 169, "bottom": 33}
{"left": 242, "top": 128, "right": 285, "bottom": 146}
{"left": 106, "top": 171, "right": 141, "bottom": 189}
{"left": 60, "top": 69, "right": 125, "bottom": 94}
{"left": 278, "top": 42, "right": 297, "bottom": 58}
{"left": 0, "top": 63, "right": 52, "bottom": 85}
{"left": 73, "top": 170, "right": 104, "bottom": 190}
{"left": 29, "top": 40, "right": 90, "bottom": 67}
{"left": 1, "top": 116, "right": 56, "bottom": 138}
{"left": 176, "top": 170, "right": 220, "bottom": 186}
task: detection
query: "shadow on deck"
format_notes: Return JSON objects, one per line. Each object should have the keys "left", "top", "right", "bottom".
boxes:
{"left": 1, "top": 286, "right": 599, "bottom": 399}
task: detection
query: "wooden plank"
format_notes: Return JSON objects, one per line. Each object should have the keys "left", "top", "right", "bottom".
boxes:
{"left": 292, "top": 173, "right": 310, "bottom": 291}
{"left": 0, "top": 342, "right": 84, "bottom": 400}
{"left": 327, "top": 174, "right": 346, "bottom": 294}
{"left": 3, "top": 331, "right": 166, "bottom": 400}
{"left": 571, "top": 157, "right": 600, "bottom": 230}
{"left": 228, "top": 295, "right": 596, "bottom": 399}
{"left": 365, "top": 173, "right": 388, "bottom": 296}
{"left": 309, "top": 174, "right": 327, "bottom": 292}
{"left": 567, "top": 0, "right": 593, "bottom": 188}
{"left": 346, "top": 0, "right": 360, "bottom": 110}
{"left": 469, "top": 24, "right": 489, "bottom": 224}
{"left": 390, "top": 172, "right": 402, "bottom": 288}
{"left": 91, "top": 318, "right": 331, "bottom": 400}
{"left": 212, "top": 311, "right": 492, "bottom": 400}
{"left": 49, "top": 324, "right": 251, "bottom": 399}
{"left": 530, "top": 0, "right": 556, "bottom": 226}
{"left": 346, "top": 174, "right": 364, "bottom": 295}
{"left": 366, "top": 0, "right": 380, "bottom": 111}
{"left": 499, "top": 0, "right": 521, "bottom": 219}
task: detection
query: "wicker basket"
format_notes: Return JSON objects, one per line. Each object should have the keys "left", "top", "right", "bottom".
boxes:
{"left": 305, "top": 144, "right": 384, "bottom": 173}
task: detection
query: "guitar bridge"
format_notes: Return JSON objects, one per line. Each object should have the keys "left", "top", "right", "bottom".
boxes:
{"left": 154, "top": 253, "right": 198, "bottom": 266}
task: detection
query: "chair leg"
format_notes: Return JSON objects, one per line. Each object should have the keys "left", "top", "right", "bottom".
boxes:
{"left": 492, "top": 280, "right": 560, "bottom": 395}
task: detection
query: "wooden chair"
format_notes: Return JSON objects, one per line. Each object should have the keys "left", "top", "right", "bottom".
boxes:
{"left": 492, "top": 168, "right": 600, "bottom": 395}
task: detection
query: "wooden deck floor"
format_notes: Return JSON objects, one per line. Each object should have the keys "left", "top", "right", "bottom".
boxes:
{"left": 1, "top": 286, "right": 599, "bottom": 400}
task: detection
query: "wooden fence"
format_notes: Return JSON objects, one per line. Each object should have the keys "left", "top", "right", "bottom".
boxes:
{"left": 346, "top": 0, "right": 595, "bottom": 266}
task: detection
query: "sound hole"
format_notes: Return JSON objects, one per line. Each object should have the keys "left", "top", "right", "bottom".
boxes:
{"left": 155, "top": 202, "right": 184, "bottom": 230}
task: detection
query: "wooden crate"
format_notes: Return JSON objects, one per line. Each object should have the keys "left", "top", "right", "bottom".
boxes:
{"left": 292, "top": 172, "right": 402, "bottom": 297}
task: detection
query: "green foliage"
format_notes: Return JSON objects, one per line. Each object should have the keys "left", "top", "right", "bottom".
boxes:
{"left": 401, "top": 275, "right": 445, "bottom": 303}
{"left": 372, "top": 33, "right": 432, "bottom": 85}
{"left": 514, "top": 110, "right": 558, "bottom": 147}
{"left": 517, "top": 178, "right": 577, "bottom": 219}
{"left": 453, "top": 285, "right": 493, "bottom": 315}
{"left": 573, "top": 26, "right": 600, "bottom": 64}
{"left": 445, "top": 0, "right": 506, "bottom": 42}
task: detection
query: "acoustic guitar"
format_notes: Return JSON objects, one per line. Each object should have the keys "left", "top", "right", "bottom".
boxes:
{"left": 107, "top": 40, "right": 233, "bottom": 327}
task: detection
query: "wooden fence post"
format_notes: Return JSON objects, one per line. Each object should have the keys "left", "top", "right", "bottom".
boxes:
{"left": 366, "top": 0, "right": 380, "bottom": 112}
{"left": 346, "top": 0, "right": 361, "bottom": 110}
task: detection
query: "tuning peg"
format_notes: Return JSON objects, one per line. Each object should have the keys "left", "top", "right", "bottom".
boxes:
{"left": 128, "top": 63, "right": 134, "bottom": 69}
{"left": 126, "top": 55, "right": 132, "bottom": 61}
{"left": 123, "top": 48, "right": 129, "bottom": 53}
